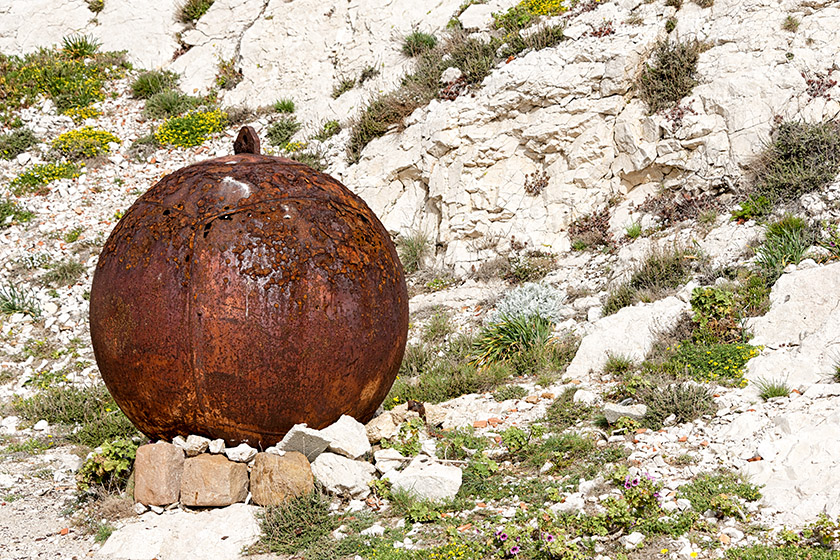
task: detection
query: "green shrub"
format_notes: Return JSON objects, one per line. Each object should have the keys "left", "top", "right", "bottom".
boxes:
{"left": 753, "top": 377, "right": 791, "bottom": 401}
{"left": 87, "top": 0, "right": 104, "bottom": 13}
{"left": 755, "top": 215, "right": 815, "bottom": 284}
{"left": 753, "top": 120, "right": 840, "bottom": 203}
{"left": 493, "top": 0, "right": 570, "bottom": 34}
{"left": 77, "top": 438, "right": 138, "bottom": 491}
{"left": 42, "top": 259, "right": 86, "bottom": 287}
{"left": 603, "top": 354, "right": 636, "bottom": 376}
{"left": 0, "top": 283, "right": 40, "bottom": 317}
{"left": 505, "top": 251, "right": 555, "bottom": 283}
{"left": 381, "top": 417, "right": 423, "bottom": 457}
{"left": 179, "top": 0, "right": 214, "bottom": 23}
{"left": 658, "top": 341, "right": 760, "bottom": 387}
{"left": 52, "top": 126, "right": 119, "bottom": 159}
{"left": 62, "top": 105, "right": 102, "bottom": 123}
{"left": 265, "top": 116, "right": 301, "bottom": 148}
{"left": 130, "top": 70, "right": 179, "bottom": 99}
{"left": 214, "top": 57, "right": 242, "bottom": 90}
{"left": 258, "top": 491, "right": 337, "bottom": 554}
{"left": 313, "top": 119, "right": 341, "bottom": 141}
{"left": 62, "top": 34, "right": 101, "bottom": 59}
{"left": 471, "top": 314, "right": 553, "bottom": 367}
{"left": 397, "top": 231, "right": 430, "bottom": 273}
{"left": 625, "top": 222, "right": 642, "bottom": 239}
{"left": 13, "top": 383, "right": 139, "bottom": 447}
{"left": 402, "top": 31, "right": 438, "bottom": 57}
{"left": 603, "top": 245, "right": 694, "bottom": 315}
{"left": 154, "top": 109, "right": 227, "bottom": 147}
{"left": 273, "top": 98, "right": 295, "bottom": 113}
{"left": 500, "top": 426, "right": 529, "bottom": 453}
{"left": 642, "top": 382, "right": 716, "bottom": 428}
{"left": 690, "top": 286, "right": 741, "bottom": 343}
{"left": 331, "top": 77, "right": 355, "bottom": 99}
{"left": 781, "top": 15, "right": 800, "bottom": 32}
{"left": 142, "top": 90, "right": 201, "bottom": 119}
{"left": 0, "top": 128, "right": 38, "bottom": 159}
{"left": 543, "top": 388, "right": 592, "bottom": 430}
{"left": 678, "top": 469, "right": 761, "bottom": 517}
{"left": 10, "top": 162, "right": 81, "bottom": 195}
{"left": 493, "top": 384, "right": 528, "bottom": 402}
{"left": 732, "top": 193, "right": 772, "bottom": 221}
{"left": 436, "top": 427, "right": 487, "bottom": 460}
{"left": 421, "top": 309, "right": 453, "bottom": 344}
{"left": 0, "top": 198, "right": 34, "bottom": 227}
{"left": 637, "top": 39, "right": 701, "bottom": 113}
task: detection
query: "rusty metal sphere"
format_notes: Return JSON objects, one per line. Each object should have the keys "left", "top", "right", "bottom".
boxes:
{"left": 89, "top": 129, "right": 408, "bottom": 448}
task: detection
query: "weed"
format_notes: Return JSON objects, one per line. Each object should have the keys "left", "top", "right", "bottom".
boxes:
{"left": 693, "top": 0, "right": 713, "bottom": 6}
{"left": 753, "top": 378, "right": 791, "bottom": 400}
{"left": 656, "top": 341, "right": 759, "bottom": 387}
{"left": 625, "top": 222, "right": 642, "bottom": 239}
{"left": 487, "top": 282, "right": 565, "bottom": 323}
{"left": 0, "top": 283, "right": 40, "bottom": 317}
{"left": 63, "top": 105, "right": 102, "bottom": 123}
{"left": 331, "top": 76, "right": 355, "bottom": 99}
{"left": 179, "top": 0, "right": 214, "bottom": 23}
{"left": 638, "top": 191, "right": 721, "bottom": 227}
{"left": 273, "top": 98, "right": 295, "bottom": 113}
{"left": 0, "top": 128, "right": 38, "bottom": 159}
{"left": 10, "top": 162, "right": 81, "bottom": 196}
{"left": 604, "top": 245, "right": 694, "bottom": 315}
{"left": 637, "top": 39, "right": 701, "bottom": 113}
{"left": 94, "top": 523, "right": 115, "bottom": 543}
{"left": 665, "top": 0, "right": 682, "bottom": 6}
{"left": 641, "top": 382, "right": 716, "bottom": 428}
{"left": 313, "top": 120, "right": 341, "bottom": 141}
{"left": 492, "top": 384, "right": 528, "bottom": 402}
{"left": 603, "top": 354, "right": 635, "bottom": 377}
{"left": 382, "top": 418, "right": 424, "bottom": 457}
{"left": 422, "top": 309, "right": 453, "bottom": 344}
{"left": 266, "top": 117, "right": 301, "bottom": 149}
{"left": 13, "top": 384, "right": 139, "bottom": 447}
{"left": 52, "top": 127, "right": 119, "bottom": 159}
{"left": 402, "top": 31, "right": 438, "bottom": 57}
{"left": 62, "top": 34, "right": 101, "bottom": 59}
{"left": 543, "top": 388, "right": 592, "bottom": 431}
{"left": 130, "top": 70, "right": 179, "bottom": 99}
{"left": 690, "top": 286, "right": 742, "bottom": 344}
{"left": 569, "top": 207, "right": 612, "bottom": 250}
{"left": 505, "top": 250, "right": 555, "bottom": 283}
{"left": 5, "top": 437, "right": 54, "bottom": 454}
{"left": 397, "top": 231, "right": 430, "bottom": 274}
{"left": 678, "top": 469, "right": 761, "bottom": 517}
{"left": 258, "top": 491, "right": 337, "bottom": 555}
{"left": 732, "top": 194, "right": 772, "bottom": 221}
{"left": 755, "top": 215, "right": 814, "bottom": 284}
{"left": 752, "top": 120, "right": 840, "bottom": 204}
{"left": 471, "top": 314, "right": 552, "bottom": 367}
{"left": 358, "top": 64, "right": 379, "bottom": 84}
{"left": 128, "top": 132, "right": 159, "bottom": 161}
{"left": 42, "top": 259, "right": 86, "bottom": 287}
{"left": 154, "top": 109, "right": 227, "bottom": 147}
{"left": 142, "top": 90, "right": 200, "bottom": 119}
{"left": 665, "top": 17, "right": 678, "bottom": 33}
{"left": 77, "top": 438, "right": 138, "bottom": 491}
{"left": 0, "top": 198, "right": 34, "bottom": 227}
{"left": 215, "top": 57, "right": 242, "bottom": 90}
{"left": 781, "top": 15, "right": 800, "bottom": 32}
{"left": 524, "top": 170, "right": 549, "bottom": 196}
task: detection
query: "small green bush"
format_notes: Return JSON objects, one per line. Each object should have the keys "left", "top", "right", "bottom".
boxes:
{"left": 42, "top": 259, "right": 86, "bottom": 287}
{"left": 436, "top": 427, "right": 487, "bottom": 460}
{"left": 0, "top": 128, "right": 38, "bottom": 159}
{"left": 493, "top": 0, "right": 570, "bottom": 34}
{"left": 543, "top": 388, "right": 592, "bottom": 431}
{"left": 258, "top": 491, "right": 337, "bottom": 554}
{"left": 62, "top": 34, "right": 101, "bottom": 59}
{"left": 732, "top": 193, "right": 772, "bottom": 221}
{"left": 753, "top": 120, "right": 840, "bottom": 203}
{"left": 142, "top": 90, "right": 201, "bottom": 119}
{"left": 313, "top": 119, "right": 341, "bottom": 141}
{"left": 637, "top": 39, "right": 702, "bottom": 113}
{"left": 471, "top": 314, "right": 553, "bottom": 367}
{"left": 753, "top": 377, "right": 791, "bottom": 400}
{"left": 179, "top": 0, "right": 214, "bottom": 23}
{"left": 52, "top": 126, "right": 119, "bottom": 159}
{"left": 11, "top": 162, "right": 81, "bottom": 196}
{"left": 402, "top": 31, "right": 438, "bottom": 57}
{"left": 658, "top": 341, "right": 760, "bottom": 387}
{"left": 493, "top": 384, "right": 528, "bottom": 402}
{"left": 77, "top": 438, "right": 138, "bottom": 491}
{"left": 781, "top": 15, "right": 800, "bottom": 32}
{"left": 130, "top": 70, "right": 179, "bottom": 99}
{"left": 215, "top": 57, "right": 242, "bottom": 90}
{"left": 154, "top": 109, "right": 227, "bottom": 147}
{"left": 642, "top": 382, "right": 716, "bottom": 428}
{"left": 0, "top": 283, "right": 41, "bottom": 317}
{"left": 604, "top": 245, "right": 694, "bottom": 315}
{"left": 265, "top": 116, "right": 301, "bottom": 148}
{"left": 273, "top": 98, "right": 295, "bottom": 113}
{"left": 87, "top": 0, "right": 105, "bottom": 13}
{"left": 0, "top": 198, "right": 34, "bottom": 227}
{"left": 755, "top": 215, "right": 815, "bottom": 284}
{"left": 331, "top": 77, "right": 355, "bottom": 99}
{"left": 678, "top": 469, "right": 761, "bottom": 517}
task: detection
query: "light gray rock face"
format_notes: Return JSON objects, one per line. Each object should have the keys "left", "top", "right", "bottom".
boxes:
{"left": 320, "top": 415, "right": 371, "bottom": 459}
{"left": 96, "top": 503, "right": 260, "bottom": 560}
{"left": 385, "top": 456, "right": 462, "bottom": 501}
{"left": 603, "top": 403, "right": 647, "bottom": 424}
{"left": 373, "top": 448, "right": 407, "bottom": 474}
{"left": 311, "top": 452, "right": 376, "bottom": 499}
{"left": 224, "top": 443, "right": 257, "bottom": 463}
{"left": 278, "top": 424, "right": 330, "bottom": 462}
{"left": 184, "top": 435, "right": 211, "bottom": 457}
{"left": 565, "top": 296, "right": 689, "bottom": 379}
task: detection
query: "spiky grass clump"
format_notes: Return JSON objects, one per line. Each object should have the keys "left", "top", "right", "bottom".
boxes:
{"left": 604, "top": 245, "right": 695, "bottom": 315}
{"left": 62, "top": 34, "right": 101, "bottom": 59}
{"left": 265, "top": 116, "right": 301, "bottom": 149}
{"left": 755, "top": 215, "right": 815, "bottom": 284}
{"left": 130, "top": 70, "right": 179, "bottom": 99}
{"left": 642, "top": 382, "right": 716, "bottom": 428}
{"left": 0, "top": 283, "right": 41, "bottom": 317}
{"left": 753, "top": 378, "right": 791, "bottom": 401}
{"left": 471, "top": 314, "right": 553, "bottom": 367}
{"left": 402, "top": 31, "right": 438, "bottom": 57}
{"left": 397, "top": 231, "right": 430, "bottom": 274}
{"left": 142, "top": 90, "right": 201, "bottom": 119}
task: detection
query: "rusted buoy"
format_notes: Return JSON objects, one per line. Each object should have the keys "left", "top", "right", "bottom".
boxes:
{"left": 89, "top": 127, "right": 408, "bottom": 448}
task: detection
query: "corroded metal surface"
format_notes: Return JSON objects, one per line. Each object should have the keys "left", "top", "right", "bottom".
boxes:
{"left": 89, "top": 138, "right": 408, "bottom": 448}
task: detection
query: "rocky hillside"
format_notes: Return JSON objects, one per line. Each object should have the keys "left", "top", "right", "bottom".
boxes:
{"left": 1, "top": 0, "right": 840, "bottom": 559}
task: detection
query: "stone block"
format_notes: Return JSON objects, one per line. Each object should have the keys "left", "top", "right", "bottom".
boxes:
{"left": 250, "top": 452, "right": 313, "bottom": 507}
{"left": 134, "top": 442, "right": 185, "bottom": 506}
{"left": 180, "top": 454, "right": 249, "bottom": 507}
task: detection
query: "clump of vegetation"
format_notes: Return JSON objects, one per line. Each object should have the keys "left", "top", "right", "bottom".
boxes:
{"left": 13, "top": 383, "right": 139, "bottom": 447}
{"left": 754, "top": 214, "right": 815, "bottom": 285}
{"left": 0, "top": 198, "right": 34, "bottom": 227}
{"left": 781, "top": 14, "right": 800, "bottom": 32}
{"left": 492, "top": 0, "right": 572, "bottom": 34}
{"left": 603, "top": 245, "right": 694, "bottom": 315}
{"left": 154, "top": 109, "right": 227, "bottom": 147}
{"left": 42, "top": 259, "right": 86, "bottom": 287}
{"left": 492, "top": 384, "right": 528, "bottom": 402}
{"left": 77, "top": 438, "right": 138, "bottom": 491}
{"left": 51, "top": 127, "right": 120, "bottom": 159}
{"left": 0, "top": 128, "right": 38, "bottom": 159}
{"left": 397, "top": 231, "right": 430, "bottom": 274}
{"left": 179, "top": 0, "right": 214, "bottom": 23}
{"left": 0, "top": 283, "right": 41, "bottom": 317}
{"left": 313, "top": 119, "right": 341, "bottom": 141}
{"left": 10, "top": 162, "right": 81, "bottom": 196}
{"left": 678, "top": 469, "right": 761, "bottom": 518}
{"left": 87, "top": 0, "right": 105, "bottom": 13}
{"left": 642, "top": 382, "right": 716, "bottom": 428}
{"left": 753, "top": 377, "right": 791, "bottom": 401}
{"left": 402, "top": 31, "right": 438, "bottom": 57}
{"left": 142, "top": 90, "right": 201, "bottom": 119}
{"left": 215, "top": 57, "right": 242, "bottom": 90}
{"left": 471, "top": 314, "right": 553, "bottom": 367}
{"left": 751, "top": 120, "right": 840, "bottom": 204}
{"left": 273, "top": 98, "right": 295, "bottom": 113}
{"left": 487, "top": 282, "right": 566, "bottom": 323}
{"left": 637, "top": 39, "right": 702, "bottom": 113}
{"left": 62, "top": 105, "right": 103, "bottom": 124}
{"left": 258, "top": 491, "right": 339, "bottom": 555}
{"left": 543, "top": 387, "right": 592, "bottom": 431}
{"left": 0, "top": 37, "right": 129, "bottom": 121}
{"left": 569, "top": 207, "right": 612, "bottom": 251}
{"left": 130, "top": 70, "right": 179, "bottom": 99}
{"left": 653, "top": 340, "right": 759, "bottom": 387}
{"left": 265, "top": 116, "right": 301, "bottom": 149}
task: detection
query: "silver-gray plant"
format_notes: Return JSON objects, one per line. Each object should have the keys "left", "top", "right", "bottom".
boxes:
{"left": 486, "top": 282, "right": 566, "bottom": 324}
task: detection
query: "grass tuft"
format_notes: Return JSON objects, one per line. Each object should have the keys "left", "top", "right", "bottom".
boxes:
{"left": 130, "top": 70, "right": 179, "bottom": 99}
{"left": 0, "top": 283, "right": 41, "bottom": 317}
{"left": 402, "top": 31, "right": 438, "bottom": 57}
{"left": 397, "top": 231, "right": 430, "bottom": 274}
{"left": 753, "top": 377, "right": 791, "bottom": 401}
{"left": 637, "top": 39, "right": 702, "bottom": 113}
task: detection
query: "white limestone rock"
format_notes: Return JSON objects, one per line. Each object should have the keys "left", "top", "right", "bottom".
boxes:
{"left": 320, "top": 415, "right": 372, "bottom": 459}
{"left": 224, "top": 443, "right": 257, "bottom": 463}
{"left": 278, "top": 424, "right": 330, "bottom": 462}
{"left": 311, "top": 453, "right": 376, "bottom": 499}
{"left": 385, "top": 456, "right": 462, "bottom": 501}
